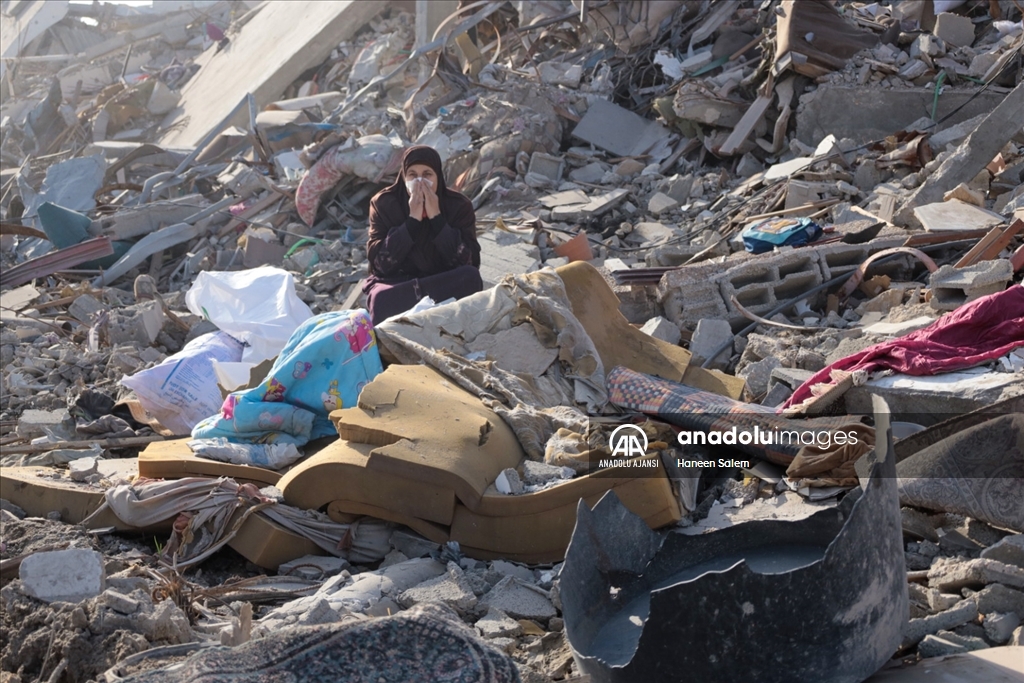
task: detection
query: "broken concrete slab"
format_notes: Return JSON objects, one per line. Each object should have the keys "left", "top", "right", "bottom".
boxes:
{"left": 572, "top": 98, "right": 672, "bottom": 157}
{"left": 898, "top": 82, "right": 1024, "bottom": 226}
{"left": 980, "top": 535, "right": 1024, "bottom": 570}
{"left": 973, "top": 584, "right": 1024, "bottom": 622}
{"left": 647, "top": 192, "right": 680, "bottom": 216}
{"left": 397, "top": 563, "right": 479, "bottom": 615}
{"left": 16, "top": 409, "right": 67, "bottom": 439}
{"left": 929, "top": 558, "right": 1024, "bottom": 593}
{"left": 19, "top": 548, "right": 106, "bottom": 603}
{"left": 914, "top": 200, "right": 1007, "bottom": 232}
{"left": 68, "top": 456, "right": 99, "bottom": 482}
{"left": 638, "top": 316, "right": 681, "bottom": 346}
{"left": 928, "top": 260, "right": 1013, "bottom": 311}
{"left": 934, "top": 12, "right": 975, "bottom": 48}
{"left": 475, "top": 606, "right": 523, "bottom": 639}
{"left": 477, "top": 231, "right": 541, "bottom": 287}
{"left": 689, "top": 319, "right": 733, "bottom": 369}
{"left": 796, "top": 85, "right": 1010, "bottom": 147}
{"left": 159, "top": 1, "right": 381, "bottom": 149}
{"left": 903, "top": 599, "right": 980, "bottom": 647}
{"left": 549, "top": 188, "right": 629, "bottom": 222}
{"left": 481, "top": 576, "right": 557, "bottom": 622}
{"left": 984, "top": 612, "right": 1020, "bottom": 643}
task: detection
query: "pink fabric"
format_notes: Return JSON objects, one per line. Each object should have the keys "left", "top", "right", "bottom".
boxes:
{"left": 781, "top": 285, "right": 1024, "bottom": 410}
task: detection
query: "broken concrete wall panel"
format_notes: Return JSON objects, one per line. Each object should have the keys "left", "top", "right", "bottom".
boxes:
{"left": 0, "top": 0, "right": 70, "bottom": 79}
{"left": 159, "top": 1, "right": 383, "bottom": 149}
{"left": 796, "top": 86, "right": 1010, "bottom": 147}
{"left": 775, "top": 0, "right": 878, "bottom": 78}
{"left": 572, "top": 98, "right": 673, "bottom": 157}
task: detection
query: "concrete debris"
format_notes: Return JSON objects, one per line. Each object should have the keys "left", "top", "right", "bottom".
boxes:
{"left": 2, "top": 0, "right": 1024, "bottom": 680}
{"left": 19, "top": 548, "right": 106, "bottom": 603}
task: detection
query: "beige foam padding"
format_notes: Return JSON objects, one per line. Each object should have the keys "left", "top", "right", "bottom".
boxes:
{"left": 451, "top": 468, "right": 681, "bottom": 564}
{"left": 555, "top": 261, "right": 745, "bottom": 399}
{"left": 139, "top": 439, "right": 282, "bottom": 485}
{"left": 327, "top": 500, "right": 451, "bottom": 546}
{"left": 279, "top": 439, "right": 457, "bottom": 526}
{"left": 331, "top": 364, "right": 525, "bottom": 511}
{"left": 0, "top": 460, "right": 164, "bottom": 531}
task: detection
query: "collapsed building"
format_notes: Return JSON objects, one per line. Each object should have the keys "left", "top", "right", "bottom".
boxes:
{"left": 1, "top": 0, "right": 1023, "bottom": 681}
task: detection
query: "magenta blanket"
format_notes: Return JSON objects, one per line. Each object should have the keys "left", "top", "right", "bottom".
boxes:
{"left": 782, "top": 285, "right": 1024, "bottom": 410}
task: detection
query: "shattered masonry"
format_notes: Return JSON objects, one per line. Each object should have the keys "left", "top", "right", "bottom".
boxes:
{"left": 2, "top": 1, "right": 1024, "bottom": 682}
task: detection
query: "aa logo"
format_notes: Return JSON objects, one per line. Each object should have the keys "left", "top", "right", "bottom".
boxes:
{"left": 609, "top": 424, "right": 648, "bottom": 458}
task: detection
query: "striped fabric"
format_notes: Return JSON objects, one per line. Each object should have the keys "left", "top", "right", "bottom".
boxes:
{"left": 607, "top": 366, "right": 867, "bottom": 467}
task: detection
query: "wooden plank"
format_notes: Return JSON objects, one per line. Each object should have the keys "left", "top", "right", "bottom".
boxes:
{"left": 718, "top": 93, "right": 772, "bottom": 156}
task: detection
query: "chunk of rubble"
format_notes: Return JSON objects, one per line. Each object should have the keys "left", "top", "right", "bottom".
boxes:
{"left": 397, "top": 562, "right": 479, "bottom": 615}
{"left": 475, "top": 607, "right": 523, "bottom": 639}
{"left": 19, "top": 548, "right": 106, "bottom": 603}
{"left": 980, "top": 535, "right": 1024, "bottom": 570}
{"left": 481, "top": 576, "right": 557, "bottom": 621}
{"left": 928, "top": 558, "right": 1024, "bottom": 593}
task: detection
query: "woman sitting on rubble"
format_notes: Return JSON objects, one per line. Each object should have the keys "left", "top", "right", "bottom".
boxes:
{"left": 363, "top": 145, "right": 482, "bottom": 325}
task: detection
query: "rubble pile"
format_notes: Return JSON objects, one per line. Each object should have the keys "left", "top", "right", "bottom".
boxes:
{"left": 2, "top": 0, "right": 1023, "bottom": 682}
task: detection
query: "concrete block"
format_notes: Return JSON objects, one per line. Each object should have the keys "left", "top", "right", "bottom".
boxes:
{"left": 20, "top": 548, "right": 106, "bottom": 603}
{"left": 973, "top": 584, "right": 1024, "bottom": 621}
{"left": 929, "top": 260, "right": 1014, "bottom": 311}
{"left": 929, "top": 558, "right": 1024, "bottom": 593}
{"left": 768, "top": 366, "right": 814, "bottom": 391}
{"left": 68, "top": 457, "right": 98, "bottom": 482}
{"left": 67, "top": 294, "right": 108, "bottom": 323}
{"left": 109, "top": 300, "right": 165, "bottom": 347}
{"left": 814, "top": 237, "right": 906, "bottom": 281}
{"left": 917, "top": 632, "right": 986, "bottom": 658}
{"left": 980, "top": 535, "right": 1024, "bottom": 570}
{"left": 16, "top": 409, "right": 67, "bottom": 439}
{"left": 475, "top": 607, "right": 523, "bottom": 638}
{"left": 660, "top": 263, "right": 731, "bottom": 327}
{"left": 614, "top": 159, "right": 646, "bottom": 177}
{"left": 477, "top": 231, "right": 541, "bottom": 287}
{"left": 528, "top": 152, "right": 564, "bottom": 182}
{"left": 569, "top": 162, "right": 607, "bottom": 184}
{"left": 481, "top": 576, "right": 557, "bottom": 621}
{"left": 689, "top": 319, "right": 733, "bottom": 369}
{"left": 490, "top": 560, "right": 535, "bottom": 584}
{"left": 796, "top": 85, "right": 1008, "bottom": 147}
{"left": 845, "top": 369, "right": 1024, "bottom": 426}
{"left": 661, "top": 174, "right": 694, "bottom": 203}
{"left": 983, "top": 612, "right": 1020, "bottom": 643}
{"left": 647, "top": 192, "right": 680, "bottom": 216}
{"left": 639, "top": 316, "right": 681, "bottom": 345}
{"left": 397, "top": 563, "right": 478, "bottom": 615}
{"left": 737, "top": 357, "right": 781, "bottom": 398}
{"left": 101, "top": 588, "right": 139, "bottom": 614}
{"left": 719, "top": 251, "right": 822, "bottom": 318}
{"left": 934, "top": 12, "right": 975, "bottom": 48}
{"left": 903, "top": 599, "right": 979, "bottom": 646}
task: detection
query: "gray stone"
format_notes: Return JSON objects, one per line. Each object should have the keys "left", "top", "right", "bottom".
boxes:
{"left": 1012, "top": 625, "right": 1024, "bottom": 646}
{"left": 933, "top": 12, "right": 975, "bottom": 48}
{"left": 69, "top": 457, "right": 98, "bottom": 482}
{"left": 528, "top": 152, "right": 564, "bottom": 182}
{"left": 639, "top": 316, "right": 681, "bottom": 345}
{"left": 737, "top": 357, "right": 781, "bottom": 398}
{"left": 983, "top": 612, "right": 1020, "bottom": 643}
{"left": 898, "top": 81, "right": 1024, "bottom": 226}
{"left": 67, "top": 294, "right": 108, "bottom": 323}
{"left": 796, "top": 85, "right": 1008, "bottom": 147}
{"left": 981, "top": 535, "right": 1024, "bottom": 570}
{"left": 689, "top": 319, "right": 733, "bottom": 369}
{"left": 903, "top": 599, "right": 979, "bottom": 647}
{"left": 101, "top": 588, "right": 139, "bottom": 614}
{"left": 768, "top": 366, "right": 814, "bottom": 392}
{"left": 109, "top": 300, "right": 165, "bottom": 347}
{"left": 0, "top": 499, "right": 26, "bottom": 518}
{"left": 481, "top": 576, "right": 557, "bottom": 621}
{"left": 475, "top": 607, "right": 523, "bottom": 639}
{"left": 397, "top": 562, "right": 478, "bottom": 615}
{"left": 569, "top": 162, "right": 607, "bottom": 184}
{"left": 647, "top": 192, "right": 679, "bottom": 216}
{"left": 490, "top": 560, "right": 536, "bottom": 584}
{"left": 929, "top": 260, "right": 1014, "bottom": 311}
{"left": 929, "top": 558, "right": 1024, "bottom": 593}
{"left": 20, "top": 548, "right": 106, "bottom": 603}
{"left": 661, "top": 174, "right": 694, "bottom": 203}
{"left": 928, "top": 588, "right": 962, "bottom": 614}
{"left": 973, "top": 584, "right": 1024, "bottom": 621}
{"left": 16, "top": 409, "right": 67, "bottom": 439}
{"left": 917, "top": 631, "right": 988, "bottom": 658}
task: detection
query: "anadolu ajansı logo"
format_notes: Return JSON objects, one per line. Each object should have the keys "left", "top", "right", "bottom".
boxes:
{"left": 608, "top": 424, "right": 649, "bottom": 458}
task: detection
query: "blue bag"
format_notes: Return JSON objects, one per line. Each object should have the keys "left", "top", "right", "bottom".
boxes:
{"left": 741, "top": 217, "right": 822, "bottom": 254}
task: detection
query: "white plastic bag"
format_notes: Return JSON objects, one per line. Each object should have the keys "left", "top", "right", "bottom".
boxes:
{"left": 185, "top": 266, "right": 312, "bottom": 363}
{"left": 188, "top": 438, "right": 303, "bottom": 470}
{"left": 121, "top": 332, "right": 243, "bottom": 435}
